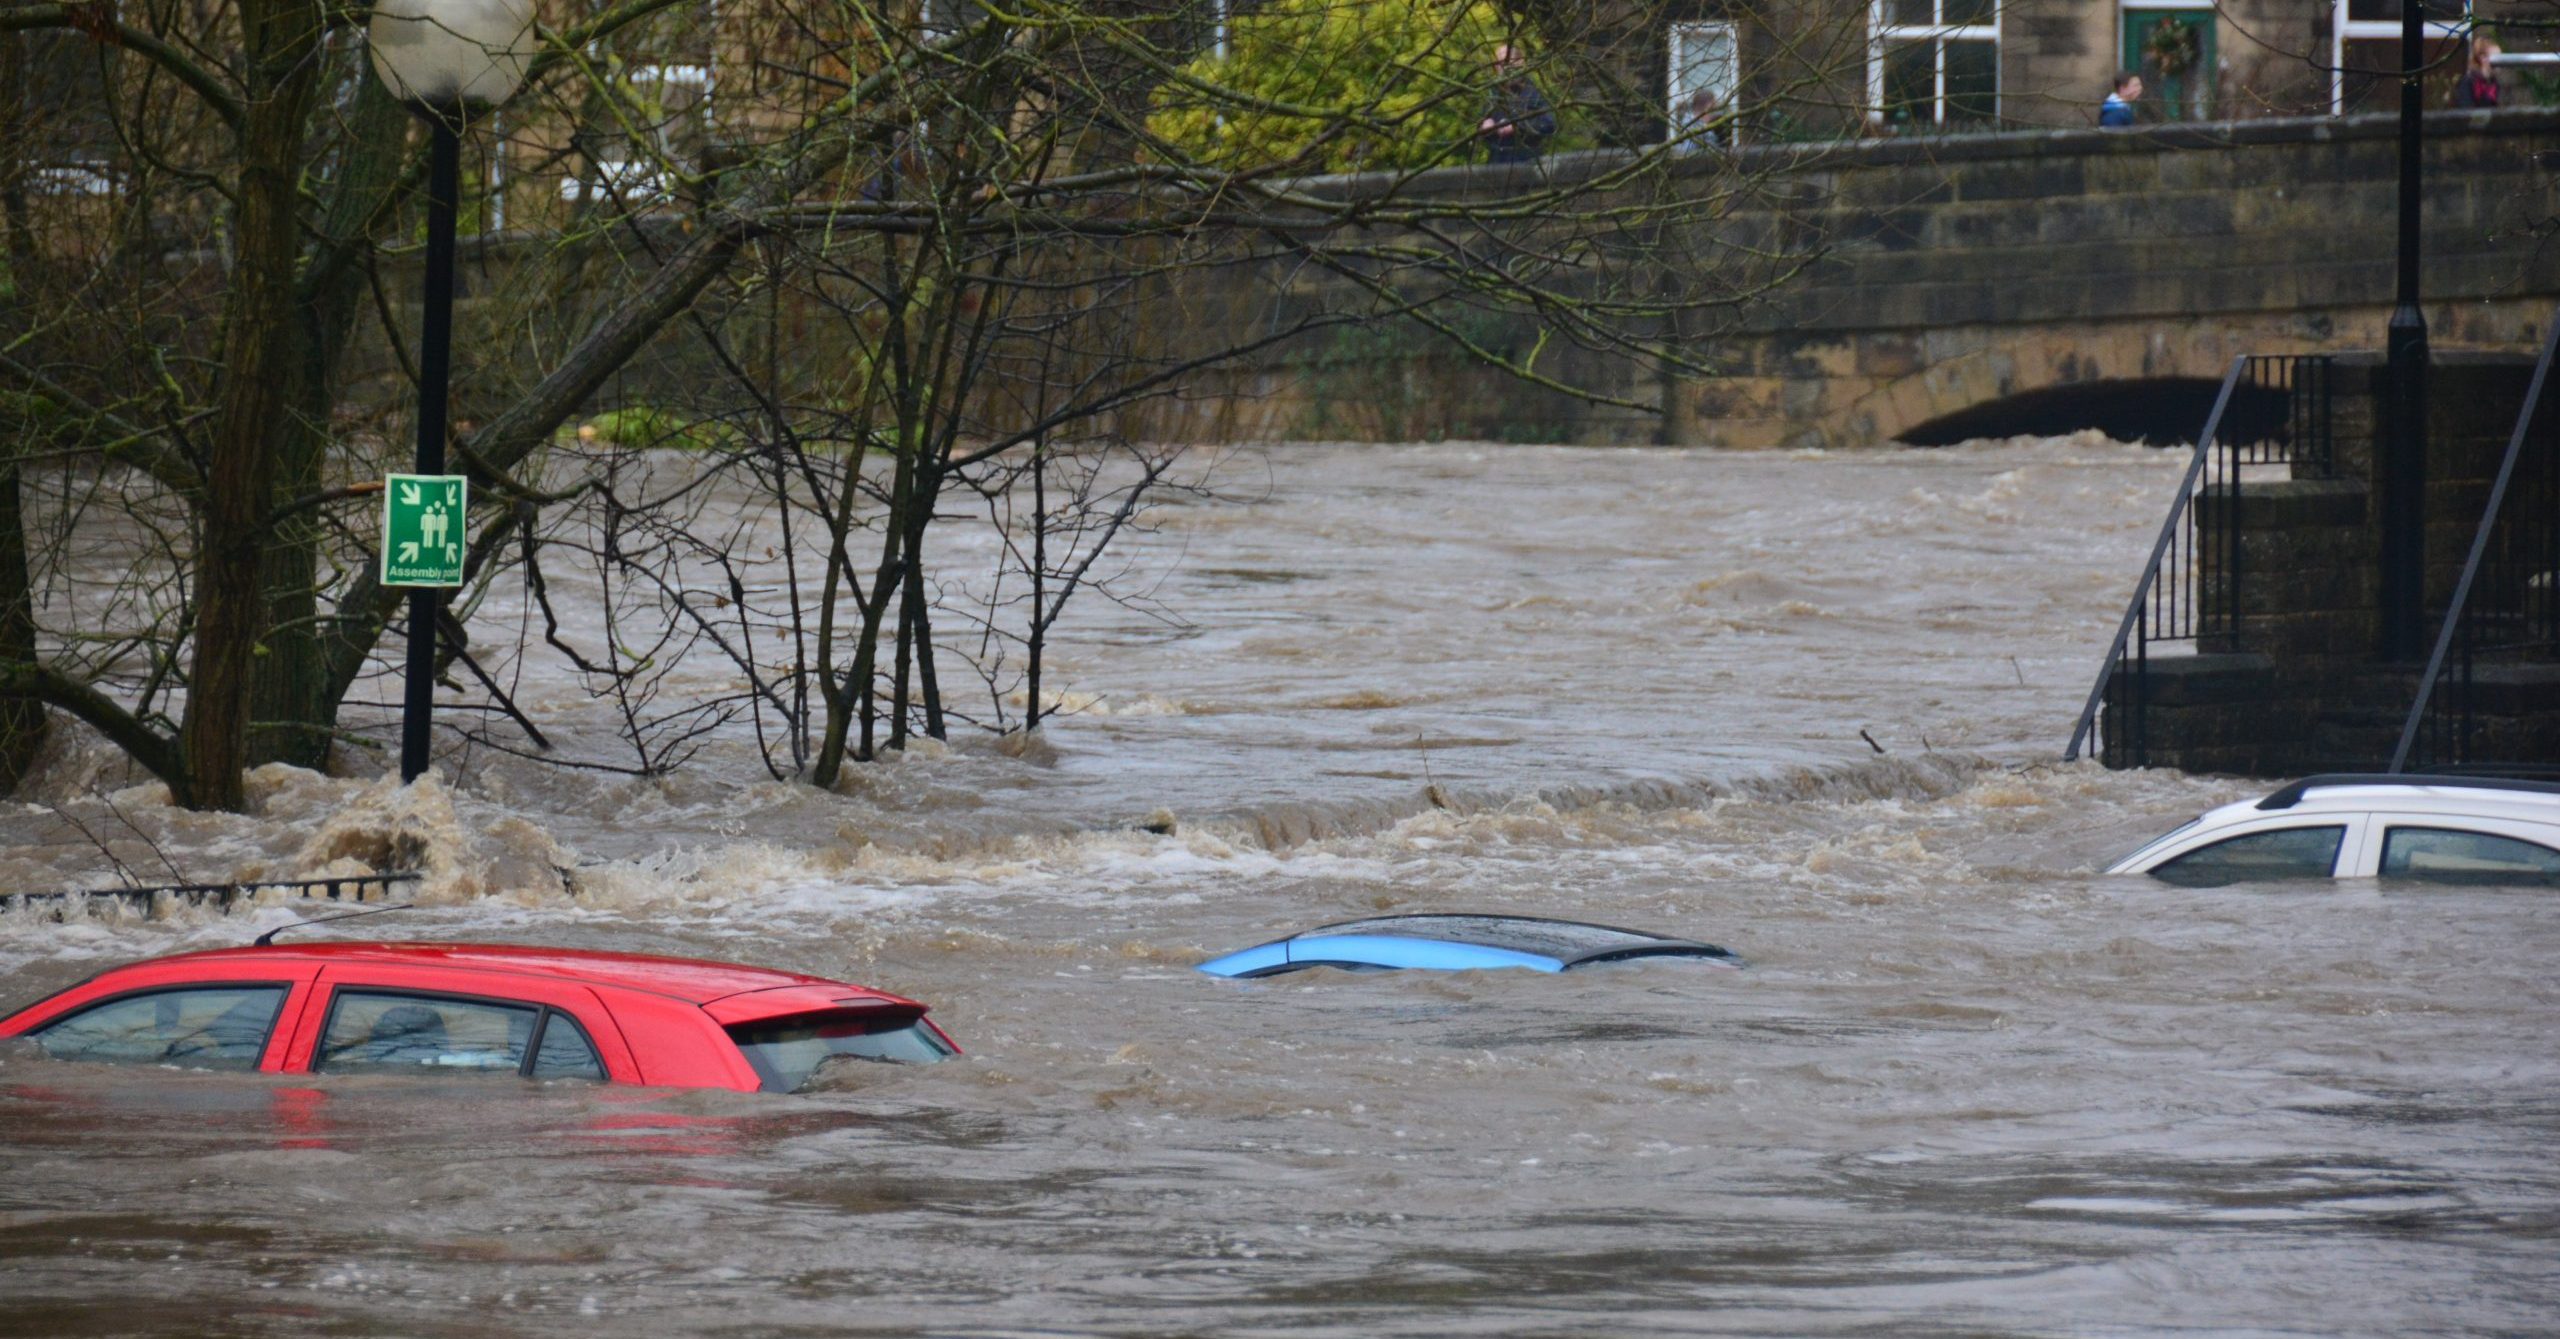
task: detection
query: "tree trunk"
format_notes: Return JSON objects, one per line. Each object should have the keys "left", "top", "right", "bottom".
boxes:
{"left": 0, "top": 441, "right": 42, "bottom": 793}
{"left": 904, "top": 473, "right": 944, "bottom": 740}
{"left": 887, "top": 570, "right": 913, "bottom": 752}
{"left": 1025, "top": 445, "right": 1046, "bottom": 731}
{"left": 177, "top": 0, "right": 324, "bottom": 811}
{"left": 0, "top": 30, "right": 48, "bottom": 791}
{"left": 250, "top": 69, "right": 410, "bottom": 771}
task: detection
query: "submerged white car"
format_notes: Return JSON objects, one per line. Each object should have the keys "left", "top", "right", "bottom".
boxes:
{"left": 2108, "top": 775, "right": 2560, "bottom": 887}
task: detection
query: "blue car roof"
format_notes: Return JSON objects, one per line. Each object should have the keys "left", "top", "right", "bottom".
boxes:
{"left": 1196, "top": 914, "right": 1741, "bottom": 978}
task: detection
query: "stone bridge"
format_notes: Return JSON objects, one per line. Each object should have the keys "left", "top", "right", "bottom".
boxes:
{"left": 1189, "top": 108, "right": 2560, "bottom": 449}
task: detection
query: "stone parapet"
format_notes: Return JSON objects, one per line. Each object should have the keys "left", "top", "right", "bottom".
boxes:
{"left": 346, "top": 110, "right": 2560, "bottom": 451}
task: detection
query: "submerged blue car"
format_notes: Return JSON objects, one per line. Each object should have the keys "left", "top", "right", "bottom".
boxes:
{"left": 1196, "top": 914, "right": 1743, "bottom": 978}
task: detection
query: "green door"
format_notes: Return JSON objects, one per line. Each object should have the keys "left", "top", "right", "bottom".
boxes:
{"left": 2123, "top": 10, "right": 2216, "bottom": 121}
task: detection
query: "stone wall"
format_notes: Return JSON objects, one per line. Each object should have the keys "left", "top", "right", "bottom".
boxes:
{"left": 380, "top": 109, "right": 2560, "bottom": 453}
{"left": 1161, "top": 108, "right": 2560, "bottom": 449}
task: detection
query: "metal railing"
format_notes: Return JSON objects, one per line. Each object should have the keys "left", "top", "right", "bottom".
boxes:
{"left": 2065, "top": 354, "right": 2337, "bottom": 765}
{"left": 1, "top": 871, "right": 420, "bottom": 918}
{"left": 2390, "top": 317, "right": 2560, "bottom": 774}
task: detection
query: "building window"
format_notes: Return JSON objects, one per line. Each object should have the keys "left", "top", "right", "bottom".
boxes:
{"left": 2330, "top": 0, "right": 2470, "bottom": 115}
{"left": 1667, "top": 20, "right": 1739, "bottom": 147}
{"left": 1871, "top": 0, "right": 1998, "bottom": 129}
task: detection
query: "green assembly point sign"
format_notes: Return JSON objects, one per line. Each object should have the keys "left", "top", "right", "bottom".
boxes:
{"left": 380, "top": 473, "right": 467, "bottom": 588}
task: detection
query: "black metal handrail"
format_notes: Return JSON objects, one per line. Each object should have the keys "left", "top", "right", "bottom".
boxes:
{"left": 2389, "top": 313, "right": 2560, "bottom": 773}
{"left": 2065, "top": 354, "right": 2337, "bottom": 765}
{"left": 2063, "top": 357, "right": 2244, "bottom": 764}
{"left": 1, "top": 871, "right": 420, "bottom": 915}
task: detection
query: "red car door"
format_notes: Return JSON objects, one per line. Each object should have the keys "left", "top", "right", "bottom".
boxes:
{"left": 277, "top": 966, "right": 639, "bottom": 1083}
{"left": 0, "top": 957, "right": 324, "bottom": 1074}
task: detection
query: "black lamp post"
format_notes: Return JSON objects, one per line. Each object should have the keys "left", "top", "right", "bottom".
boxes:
{"left": 367, "top": 0, "right": 535, "bottom": 782}
{"left": 2380, "top": 0, "right": 2434, "bottom": 660}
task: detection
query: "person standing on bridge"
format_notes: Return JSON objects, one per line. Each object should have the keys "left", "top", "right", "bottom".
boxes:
{"left": 2100, "top": 71, "right": 2142, "bottom": 128}
{"left": 2453, "top": 38, "right": 2501, "bottom": 109}
{"left": 1479, "top": 44, "right": 1558, "bottom": 164}
{"left": 1676, "top": 87, "right": 1727, "bottom": 153}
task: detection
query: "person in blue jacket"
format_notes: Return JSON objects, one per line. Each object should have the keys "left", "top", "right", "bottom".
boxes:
{"left": 2100, "top": 71, "right": 2142, "bottom": 128}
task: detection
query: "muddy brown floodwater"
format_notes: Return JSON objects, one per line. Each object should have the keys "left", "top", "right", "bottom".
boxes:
{"left": 1, "top": 439, "right": 2554, "bottom": 1337}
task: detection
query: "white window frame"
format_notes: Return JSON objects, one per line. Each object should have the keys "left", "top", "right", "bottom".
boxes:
{"left": 1869, "top": 0, "right": 2001, "bottom": 127}
{"left": 1667, "top": 20, "right": 1741, "bottom": 148}
{"left": 2330, "top": 0, "right": 2470, "bottom": 115}
{"left": 558, "top": 159, "right": 676, "bottom": 202}
{"left": 488, "top": 116, "right": 508, "bottom": 231}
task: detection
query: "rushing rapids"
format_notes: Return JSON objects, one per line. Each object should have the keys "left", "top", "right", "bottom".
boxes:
{"left": 1, "top": 437, "right": 2553, "bottom": 1336}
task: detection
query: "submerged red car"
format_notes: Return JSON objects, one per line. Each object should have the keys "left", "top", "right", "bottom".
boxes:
{"left": 0, "top": 942, "right": 957, "bottom": 1093}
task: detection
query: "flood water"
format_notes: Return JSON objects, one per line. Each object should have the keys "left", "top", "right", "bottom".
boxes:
{"left": 2, "top": 438, "right": 2554, "bottom": 1336}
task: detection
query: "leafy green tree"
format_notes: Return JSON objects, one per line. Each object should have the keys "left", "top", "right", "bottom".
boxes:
{"left": 1150, "top": 0, "right": 1520, "bottom": 173}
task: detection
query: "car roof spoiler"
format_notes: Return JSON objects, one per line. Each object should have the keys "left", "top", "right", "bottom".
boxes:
{"left": 2255, "top": 772, "right": 2560, "bottom": 811}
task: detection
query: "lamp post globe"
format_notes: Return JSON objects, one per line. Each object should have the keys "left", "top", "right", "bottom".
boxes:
{"left": 367, "top": 0, "right": 537, "bottom": 118}
{"left": 372, "top": 0, "right": 533, "bottom": 786}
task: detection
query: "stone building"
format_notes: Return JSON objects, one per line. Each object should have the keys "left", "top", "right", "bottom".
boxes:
{"left": 1648, "top": 0, "right": 2544, "bottom": 139}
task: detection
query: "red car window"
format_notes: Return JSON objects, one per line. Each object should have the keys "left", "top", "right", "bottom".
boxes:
{"left": 1, "top": 959, "right": 322, "bottom": 1073}
{"left": 528, "top": 1011, "right": 606, "bottom": 1081}
{"left": 29, "top": 985, "right": 289, "bottom": 1072}
{"left": 317, "top": 992, "right": 539, "bottom": 1075}
{"left": 286, "top": 968, "right": 634, "bottom": 1082}
{"left": 724, "top": 1008, "right": 956, "bottom": 1093}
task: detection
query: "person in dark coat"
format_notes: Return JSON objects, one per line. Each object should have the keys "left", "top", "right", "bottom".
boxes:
{"left": 1479, "top": 44, "right": 1558, "bottom": 164}
{"left": 2453, "top": 39, "right": 2501, "bottom": 109}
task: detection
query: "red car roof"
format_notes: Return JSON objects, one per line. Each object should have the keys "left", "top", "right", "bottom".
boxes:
{"left": 122, "top": 942, "right": 901, "bottom": 1007}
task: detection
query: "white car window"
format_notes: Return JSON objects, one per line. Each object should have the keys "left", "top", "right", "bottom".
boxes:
{"left": 2378, "top": 826, "right": 2560, "bottom": 886}
{"left": 2151, "top": 825, "right": 2346, "bottom": 887}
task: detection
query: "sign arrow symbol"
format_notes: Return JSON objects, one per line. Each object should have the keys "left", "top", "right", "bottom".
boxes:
{"left": 398, "top": 542, "right": 420, "bottom": 562}
{"left": 399, "top": 483, "right": 421, "bottom": 505}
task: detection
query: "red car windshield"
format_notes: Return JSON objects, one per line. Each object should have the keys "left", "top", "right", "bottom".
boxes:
{"left": 724, "top": 1009, "right": 953, "bottom": 1093}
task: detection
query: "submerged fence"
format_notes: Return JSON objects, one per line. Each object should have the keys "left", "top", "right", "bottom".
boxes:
{"left": 1, "top": 872, "right": 421, "bottom": 919}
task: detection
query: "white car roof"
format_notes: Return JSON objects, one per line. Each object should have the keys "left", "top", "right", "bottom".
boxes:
{"left": 2232, "top": 775, "right": 2560, "bottom": 824}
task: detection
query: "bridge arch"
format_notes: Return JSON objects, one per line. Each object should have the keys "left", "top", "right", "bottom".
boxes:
{"left": 1892, "top": 374, "right": 2293, "bottom": 446}
{"left": 1741, "top": 312, "right": 2344, "bottom": 450}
